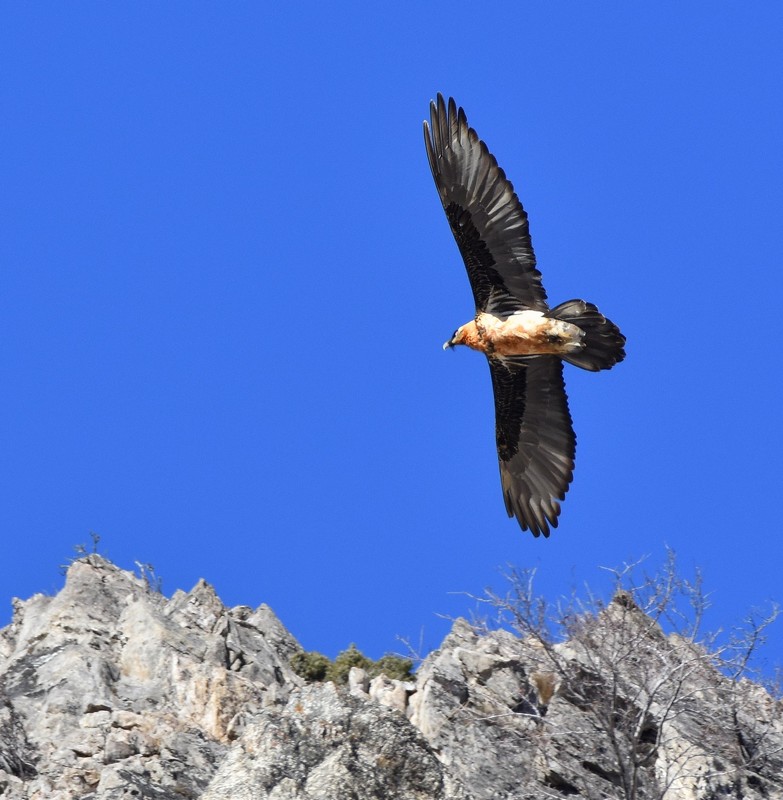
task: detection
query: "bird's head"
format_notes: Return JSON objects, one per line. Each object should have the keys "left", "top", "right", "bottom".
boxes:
{"left": 443, "top": 326, "right": 466, "bottom": 350}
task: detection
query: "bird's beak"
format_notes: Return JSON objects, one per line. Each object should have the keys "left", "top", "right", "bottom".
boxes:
{"left": 443, "top": 339, "right": 455, "bottom": 351}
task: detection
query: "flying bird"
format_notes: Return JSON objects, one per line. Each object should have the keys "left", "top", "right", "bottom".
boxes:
{"left": 424, "top": 94, "right": 625, "bottom": 537}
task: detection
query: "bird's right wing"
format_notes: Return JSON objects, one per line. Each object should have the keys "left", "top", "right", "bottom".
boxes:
{"left": 488, "top": 355, "right": 575, "bottom": 536}
{"left": 424, "top": 94, "right": 548, "bottom": 316}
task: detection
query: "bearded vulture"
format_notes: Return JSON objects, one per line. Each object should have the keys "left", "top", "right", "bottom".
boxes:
{"left": 424, "top": 94, "right": 625, "bottom": 536}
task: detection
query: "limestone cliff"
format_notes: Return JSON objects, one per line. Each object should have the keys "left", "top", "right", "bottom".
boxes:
{"left": 0, "top": 556, "right": 780, "bottom": 799}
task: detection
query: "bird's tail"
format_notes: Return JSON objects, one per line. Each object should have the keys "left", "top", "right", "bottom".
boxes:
{"left": 550, "top": 299, "right": 626, "bottom": 372}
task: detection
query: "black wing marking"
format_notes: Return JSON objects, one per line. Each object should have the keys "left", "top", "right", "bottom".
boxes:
{"left": 424, "top": 94, "right": 548, "bottom": 316}
{"left": 488, "top": 356, "right": 575, "bottom": 537}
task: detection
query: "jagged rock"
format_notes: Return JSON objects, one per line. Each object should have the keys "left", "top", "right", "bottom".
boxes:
{"left": 0, "top": 556, "right": 301, "bottom": 799}
{"left": 0, "top": 556, "right": 781, "bottom": 799}
{"left": 369, "top": 672, "right": 416, "bottom": 715}
{"left": 348, "top": 665, "right": 369, "bottom": 696}
{"left": 202, "top": 682, "right": 465, "bottom": 800}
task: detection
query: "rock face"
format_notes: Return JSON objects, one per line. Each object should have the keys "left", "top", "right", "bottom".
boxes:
{"left": 0, "top": 556, "right": 780, "bottom": 799}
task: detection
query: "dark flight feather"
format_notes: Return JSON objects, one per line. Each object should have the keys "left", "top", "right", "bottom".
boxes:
{"left": 489, "top": 356, "right": 575, "bottom": 537}
{"left": 424, "top": 94, "right": 547, "bottom": 316}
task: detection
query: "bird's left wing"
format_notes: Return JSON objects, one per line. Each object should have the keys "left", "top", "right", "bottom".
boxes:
{"left": 488, "top": 356, "right": 575, "bottom": 536}
{"left": 424, "top": 94, "right": 548, "bottom": 316}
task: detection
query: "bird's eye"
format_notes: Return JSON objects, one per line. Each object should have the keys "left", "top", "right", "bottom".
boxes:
{"left": 452, "top": 329, "right": 459, "bottom": 339}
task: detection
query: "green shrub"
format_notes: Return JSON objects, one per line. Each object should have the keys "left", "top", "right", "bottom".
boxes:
{"left": 326, "top": 643, "right": 373, "bottom": 684}
{"left": 372, "top": 654, "right": 414, "bottom": 681}
{"left": 289, "top": 650, "right": 331, "bottom": 682}
{"left": 290, "top": 644, "right": 414, "bottom": 685}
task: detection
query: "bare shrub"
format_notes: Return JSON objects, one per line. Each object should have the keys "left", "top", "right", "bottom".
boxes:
{"left": 466, "top": 550, "right": 782, "bottom": 799}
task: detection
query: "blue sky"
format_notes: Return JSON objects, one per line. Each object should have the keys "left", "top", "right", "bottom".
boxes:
{"left": 2, "top": 4, "right": 781, "bottom": 674}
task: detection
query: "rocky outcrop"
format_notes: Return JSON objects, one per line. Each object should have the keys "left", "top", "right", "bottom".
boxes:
{"left": 0, "top": 556, "right": 780, "bottom": 799}
{"left": 406, "top": 614, "right": 783, "bottom": 799}
{"left": 202, "top": 683, "right": 463, "bottom": 800}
